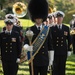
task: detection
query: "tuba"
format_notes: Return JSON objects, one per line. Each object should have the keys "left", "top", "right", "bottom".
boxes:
{"left": 12, "top": 2, "right": 27, "bottom": 18}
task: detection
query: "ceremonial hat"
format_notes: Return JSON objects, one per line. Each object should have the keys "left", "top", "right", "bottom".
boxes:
{"left": 55, "top": 11, "right": 65, "bottom": 17}
{"left": 5, "top": 14, "right": 15, "bottom": 19}
{"left": 4, "top": 19, "right": 14, "bottom": 25}
{"left": 48, "top": 13, "right": 53, "bottom": 19}
{"left": 28, "top": 0, "right": 48, "bottom": 22}
{"left": 4, "top": 14, "right": 18, "bottom": 25}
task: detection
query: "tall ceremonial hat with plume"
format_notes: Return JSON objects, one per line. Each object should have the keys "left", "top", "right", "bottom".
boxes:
{"left": 28, "top": 0, "right": 48, "bottom": 22}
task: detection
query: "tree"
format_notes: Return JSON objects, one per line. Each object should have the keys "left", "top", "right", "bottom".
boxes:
{"left": 0, "top": 0, "right": 6, "bottom": 10}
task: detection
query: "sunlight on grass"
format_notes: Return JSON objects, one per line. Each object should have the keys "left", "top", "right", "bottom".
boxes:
{"left": 66, "top": 54, "right": 75, "bottom": 75}
{"left": 0, "top": 19, "right": 34, "bottom": 28}
{"left": 19, "top": 19, "right": 34, "bottom": 27}
{"left": 66, "top": 71, "right": 75, "bottom": 74}
{"left": 66, "top": 61, "right": 75, "bottom": 65}
{"left": 18, "top": 71, "right": 29, "bottom": 75}
{"left": 66, "top": 66, "right": 75, "bottom": 69}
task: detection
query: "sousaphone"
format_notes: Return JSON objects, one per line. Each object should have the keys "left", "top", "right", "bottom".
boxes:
{"left": 12, "top": 2, "right": 27, "bottom": 18}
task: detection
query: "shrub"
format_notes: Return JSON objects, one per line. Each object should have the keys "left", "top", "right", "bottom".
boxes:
{"left": 0, "top": 10, "right": 6, "bottom": 20}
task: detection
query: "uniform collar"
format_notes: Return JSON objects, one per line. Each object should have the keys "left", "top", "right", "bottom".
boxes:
{"left": 36, "top": 24, "right": 43, "bottom": 30}
{"left": 5, "top": 30, "right": 12, "bottom": 34}
{"left": 57, "top": 24, "right": 62, "bottom": 29}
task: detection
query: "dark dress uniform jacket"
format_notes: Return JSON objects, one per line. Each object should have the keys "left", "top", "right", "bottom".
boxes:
{"left": 0, "top": 31, "right": 21, "bottom": 61}
{"left": 51, "top": 24, "right": 71, "bottom": 56}
{"left": 24, "top": 25, "right": 53, "bottom": 66}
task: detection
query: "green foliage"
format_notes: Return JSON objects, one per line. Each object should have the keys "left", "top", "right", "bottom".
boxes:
{"left": 0, "top": 0, "right": 75, "bottom": 24}
{"left": 63, "top": 10, "right": 75, "bottom": 24}
{"left": 0, "top": 0, "right": 6, "bottom": 3}
{"left": 48, "top": 0, "right": 75, "bottom": 24}
{"left": 5, "top": 7, "right": 13, "bottom": 14}
{"left": 0, "top": 11, "right": 6, "bottom": 19}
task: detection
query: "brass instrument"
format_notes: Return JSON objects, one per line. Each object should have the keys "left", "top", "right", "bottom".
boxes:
{"left": 48, "top": 7, "right": 53, "bottom": 13}
{"left": 48, "top": 5, "right": 57, "bottom": 14}
{"left": 70, "top": 29, "right": 75, "bottom": 35}
{"left": 20, "top": 47, "right": 27, "bottom": 63}
{"left": 12, "top": 2, "right": 27, "bottom": 18}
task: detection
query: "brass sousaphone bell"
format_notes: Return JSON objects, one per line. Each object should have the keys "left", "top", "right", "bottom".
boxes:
{"left": 12, "top": 2, "right": 27, "bottom": 18}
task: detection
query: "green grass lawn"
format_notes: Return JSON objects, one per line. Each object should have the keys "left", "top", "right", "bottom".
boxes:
{"left": 0, "top": 19, "right": 34, "bottom": 31}
{"left": 0, "top": 19, "right": 75, "bottom": 75}
{"left": 66, "top": 54, "right": 75, "bottom": 75}
{"left": 17, "top": 54, "right": 75, "bottom": 75}
{"left": 0, "top": 54, "right": 75, "bottom": 75}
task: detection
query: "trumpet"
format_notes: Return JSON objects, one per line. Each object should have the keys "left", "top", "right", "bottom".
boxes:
{"left": 12, "top": 2, "right": 27, "bottom": 18}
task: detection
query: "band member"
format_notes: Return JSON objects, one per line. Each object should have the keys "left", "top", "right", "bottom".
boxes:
{"left": 46, "top": 17, "right": 50, "bottom": 26}
{"left": 53, "top": 12, "right": 57, "bottom": 25}
{"left": 2, "top": 14, "right": 21, "bottom": 34}
{"left": 51, "top": 11, "right": 72, "bottom": 75}
{"left": 48, "top": 13, "right": 55, "bottom": 27}
{"left": 2, "top": 14, "right": 24, "bottom": 48}
{"left": 23, "top": 0, "right": 54, "bottom": 75}
{"left": 0, "top": 18, "right": 21, "bottom": 75}
{"left": 70, "top": 14, "right": 75, "bottom": 54}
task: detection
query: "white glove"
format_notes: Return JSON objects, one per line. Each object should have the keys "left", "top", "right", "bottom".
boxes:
{"left": 23, "top": 44, "right": 33, "bottom": 51}
{"left": 16, "top": 58, "right": 20, "bottom": 63}
{"left": 48, "top": 51, "right": 54, "bottom": 66}
{"left": 67, "top": 51, "right": 71, "bottom": 56}
{"left": 49, "top": 60, "right": 53, "bottom": 66}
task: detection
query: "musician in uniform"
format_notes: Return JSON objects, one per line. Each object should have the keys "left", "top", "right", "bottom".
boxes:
{"left": 70, "top": 14, "right": 75, "bottom": 54}
{"left": 2, "top": 14, "right": 24, "bottom": 48}
{"left": 0, "top": 17, "right": 21, "bottom": 75}
{"left": 51, "top": 11, "right": 72, "bottom": 75}
{"left": 23, "top": 0, "right": 54, "bottom": 75}
{"left": 48, "top": 13, "right": 55, "bottom": 27}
